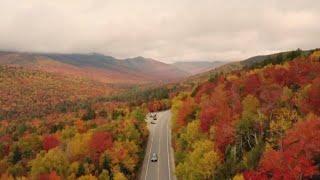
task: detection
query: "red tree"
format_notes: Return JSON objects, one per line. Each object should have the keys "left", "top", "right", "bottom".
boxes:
{"left": 148, "top": 100, "right": 167, "bottom": 112}
{"left": 177, "top": 99, "right": 197, "bottom": 127}
{"left": 246, "top": 118, "right": 320, "bottom": 179}
{"left": 199, "top": 106, "right": 218, "bottom": 132}
{"left": 263, "top": 67, "right": 289, "bottom": 86}
{"left": 194, "top": 82, "right": 217, "bottom": 103}
{"left": 244, "top": 74, "right": 261, "bottom": 95}
{"left": 214, "top": 119, "right": 235, "bottom": 154}
{"left": 89, "top": 131, "right": 113, "bottom": 163}
{"left": 39, "top": 171, "right": 61, "bottom": 180}
{"left": 42, "top": 135, "right": 60, "bottom": 151}
{"left": 227, "top": 84, "right": 242, "bottom": 115}
{"left": 0, "top": 135, "right": 11, "bottom": 156}
{"left": 287, "top": 57, "right": 320, "bottom": 86}
{"left": 282, "top": 118, "right": 320, "bottom": 160}
{"left": 307, "top": 78, "right": 320, "bottom": 115}
{"left": 258, "top": 84, "right": 282, "bottom": 113}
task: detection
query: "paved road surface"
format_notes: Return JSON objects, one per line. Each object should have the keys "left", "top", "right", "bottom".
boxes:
{"left": 140, "top": 110, "right": 176, "bottom": 180}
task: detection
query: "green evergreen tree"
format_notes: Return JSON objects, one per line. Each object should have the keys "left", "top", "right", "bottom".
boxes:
{"left": 77, "top": 163, "right": 85, "bottom": 177}
{"left": 10, "top": 146, "right": 22, "bottom": 164}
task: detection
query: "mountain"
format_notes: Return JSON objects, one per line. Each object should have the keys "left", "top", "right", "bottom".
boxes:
{"left": 0, "top": 51, "right": 188, "bottom": 84}
{"left": 120, "top": 56, "right": 189, "bottom": 81}
{"left": 171, "top": 50, "right": 320, "bottom": 179}
{"left": 0, "top": 63, "right": 149, "bottom": 180}
{"left": 172, "top": 61, "right": 226, "bottom": 75}
{"left": 0, "top": 65, "right": 114, "bottom": 120}
{"left": 185, "top": 48, "right": 318, "bottom": 84}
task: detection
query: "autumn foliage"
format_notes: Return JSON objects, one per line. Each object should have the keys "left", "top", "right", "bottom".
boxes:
{"left": 43, "top": 135, "right": 60, "bottom": 151}
{"left": 199, "top": 106, "right": 218, "bottom": 132}
{"left": 245, "top": 118, "right": 320, "bottom": 179}
{"left": 0, "top": 86, "right": 148, "bottom": 179}
{"left": 38, "top": 171, "right": 61, "bottom": 180}
{"left": 306, "top": 78, "right": 320, "bottom": 114}
{"left": 244, "top": 74, "right": 261, "bottom": 95}
{"left": 1, "top": 49, "right": 320, "bottom": 179}
{"left": 171, "top": 51, "right": 320, "bottom": 179}
{"left": 0, "top": 66, "right": 112, "bottom": 121}
{"left": 177, "top": 98, "right": 197, "bottom": 127}
{"left": 147, "top": 99, "right": 171, "bottom": 112}
{"left": 89, "top": 131, "right": 113, "bottom": 163}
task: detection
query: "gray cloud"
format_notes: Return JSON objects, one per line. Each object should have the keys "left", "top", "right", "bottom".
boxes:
{"left": 1, "top": 0, "right": 319, "bottom": 62}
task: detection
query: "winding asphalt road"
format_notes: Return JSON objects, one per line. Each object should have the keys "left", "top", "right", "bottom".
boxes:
{"left": 140, "top": 110, "right": 176, "bottom": 180}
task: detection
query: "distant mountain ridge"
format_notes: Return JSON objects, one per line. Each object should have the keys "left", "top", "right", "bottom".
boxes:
{"left": 172, "top": 61, "right": 226, "bottom": 75}
{"left": 0, "top": 51, "right": 188, "bottom": 84}
{"left": 181, "top": 48, "right": 319, "bottom": 85}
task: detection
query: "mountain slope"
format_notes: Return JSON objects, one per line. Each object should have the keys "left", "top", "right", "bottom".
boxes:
{"left": 0, "top": 64, "right": 149, "bottom": 179}
{"left": 185, "top": 49, "right": 318, "bottom": 84}
{"left": 120, "top": 56, "right": 189, "bottom": 81}
{"left": 0, "top": 65, "right": 113, "bottom": 120}
{"left": 171, "top": 50, "right": 320, "bottom": 179}
{"left": 0, "top": 51, "right": 188, "bottom": 84}
{"left": 172, "top": 61, "right": 226, "bottom": 75}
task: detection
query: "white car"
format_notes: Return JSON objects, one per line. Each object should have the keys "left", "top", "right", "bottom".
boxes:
{"left": 151, "top": 153, "right": 158, "bottom": 162}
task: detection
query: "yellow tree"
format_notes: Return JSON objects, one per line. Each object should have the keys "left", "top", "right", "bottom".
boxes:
{"left": 267, "top": 107, "right": 298, "bottom": 149}
{"left": 180, "top": 120, "right": 205, "bottom": 149}
{"left": 113, "top": 171, "right": 127, "bottom": 180}
{"left": 78, "top": 174, "right": 97, "bottom": 180}
{"left": 29, "top": 148, "right": 69, "bottom": 178}
{"left": 106, "top": 140, "right": 139, "bottom": 176}
{"left": 176, "top": 140, "right": 220, "bottom": 180}
{"left": 65, "top": 132, "right": 92, "bottom": 161}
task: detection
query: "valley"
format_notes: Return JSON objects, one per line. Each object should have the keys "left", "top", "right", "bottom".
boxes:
{"left": 2, "top": 1, "right": 320, "bottom": 179}
{"left": 0, "top": 49, "right": 319, "bottom": 180}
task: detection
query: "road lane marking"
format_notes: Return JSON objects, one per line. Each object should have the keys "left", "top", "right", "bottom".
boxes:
{"left": 158, "top": 112, "right": 163, "bottom": 180}
{"left": 143, "top": 110, "right": 173, "bottom": 180}
{"left": 144, "top": 120, "right": 155, "bottom": 180}
{"left": 167, "top": 112, "right": 171, "bottom": 180}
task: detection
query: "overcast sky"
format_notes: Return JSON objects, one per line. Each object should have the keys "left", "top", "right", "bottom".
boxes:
{"left": 1, "top": 0, "right": 319, "bottom": 63}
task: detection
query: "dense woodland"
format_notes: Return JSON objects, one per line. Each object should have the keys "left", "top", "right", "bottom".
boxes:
{"left": 1, "top": 49, "right": 319, "bottom": 179}
{"left": 0, "top": 66, "right": 114, "bottom": 120}
{"left": 171, "top": 51, "right": 320, "bottom": 179}
{"left": 0, "top": 97, "right": 151, "bottom": 179}
{"left": 0, "top": 65, "right": 173, "bottom": 179}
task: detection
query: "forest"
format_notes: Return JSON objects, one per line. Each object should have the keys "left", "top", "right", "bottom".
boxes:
{"left": 0, "top": 50, "right": 319, "bottom": 179}
{"left": 171, "top": 51, "right": 320, "bottom": 179}
{"left": 0, "top": 65, "right": 171, "bottom": 179}
{"left": 2, "top": 1, "right": 320, "bottom": 179}
{"left": 0, "top": 98, "right": 151, "bottom": 179}
{"left": 0, "top": 66, "right": 114, "bottom": 120}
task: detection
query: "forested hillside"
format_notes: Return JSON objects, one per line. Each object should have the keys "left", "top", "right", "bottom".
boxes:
{"left": 186, "top": 49, "right": 317, "bottom": 85}
{"left": 1, "top": 49, "right": 319, "bottom": 180}
{"left": 0, "top": 65, "right": 114, "bottom": 120}
{"left": 171, "top": 51, "right": 320, "bottom": 179}
{"left": 0, "top": 100, "right": 149, "bottom": 179}
{"left": 0, "top": 51, "right": 187, "bottom": 84}
{"left": 0, "top": 65, "right": 156, "bottom": 179}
